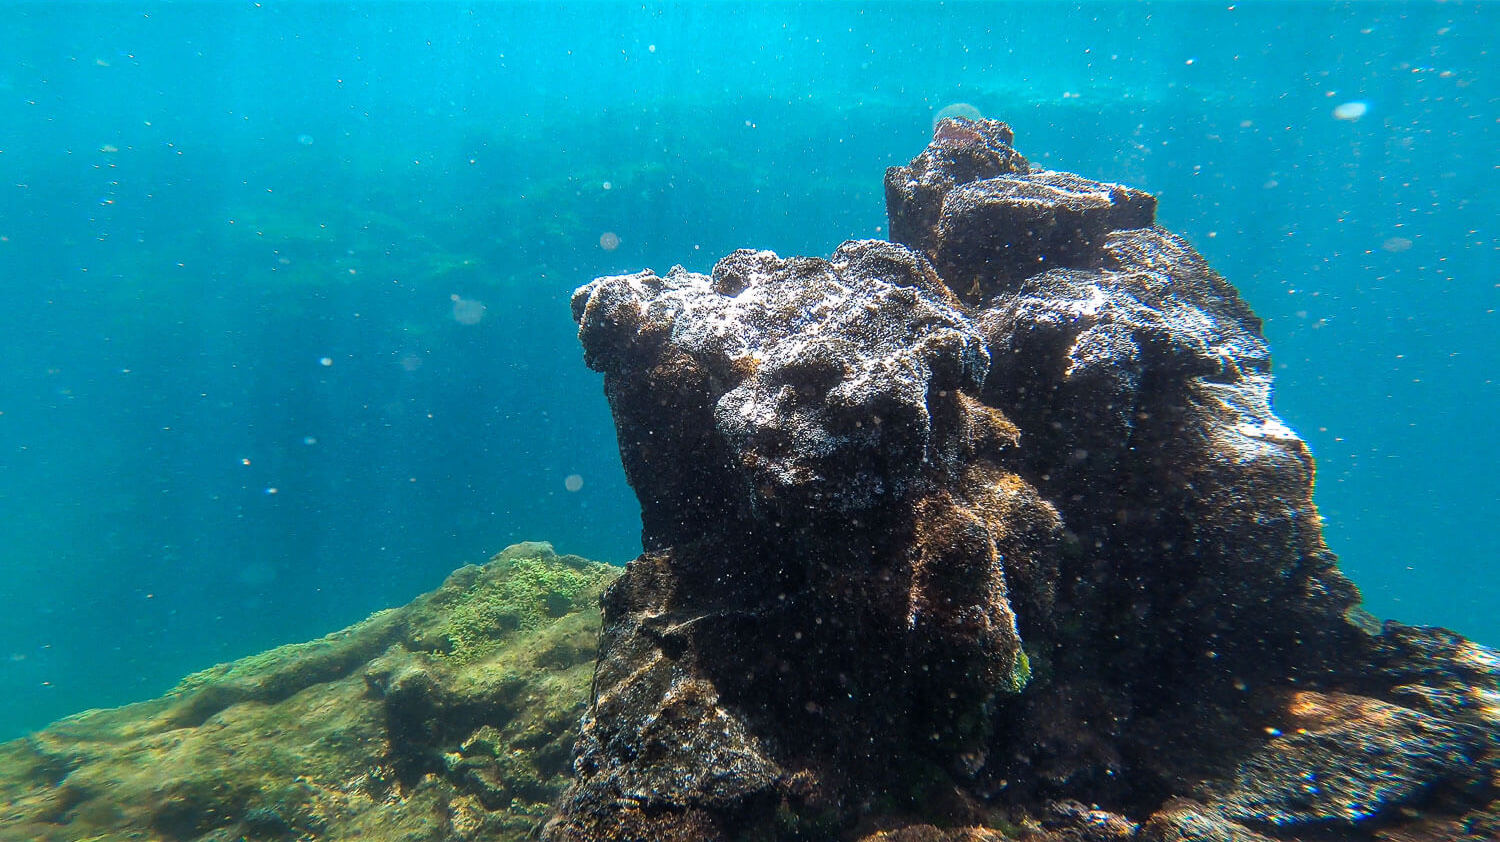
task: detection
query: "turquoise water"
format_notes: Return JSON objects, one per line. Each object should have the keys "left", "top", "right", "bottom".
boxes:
{"left": 0, "top": 1, "right": 1493, "bottom": 741}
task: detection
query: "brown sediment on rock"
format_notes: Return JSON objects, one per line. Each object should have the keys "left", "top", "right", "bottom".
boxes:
{"left": 0, "top": 542, "right": 618, "bottom": 842}
{"left": 548, "top": 118, "right": 1500, "bottom": 841}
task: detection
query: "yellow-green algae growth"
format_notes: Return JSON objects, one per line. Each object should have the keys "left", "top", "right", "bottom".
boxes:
{"left": 0, "top": 542, "right": 618, "bottom": 842}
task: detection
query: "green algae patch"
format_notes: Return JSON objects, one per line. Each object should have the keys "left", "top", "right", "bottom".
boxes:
{"left": 429, "top": 547, "right": 617, "bottom": 663}
{"left": 0, "top": 542, "right": 618, "bottom": 842}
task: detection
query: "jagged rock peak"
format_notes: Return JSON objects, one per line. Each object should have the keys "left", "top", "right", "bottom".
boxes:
{"left": 887, "top": 116, "right": 1157, "bottom": 303}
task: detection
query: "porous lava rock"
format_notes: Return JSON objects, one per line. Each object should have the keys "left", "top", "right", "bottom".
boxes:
{"left": 549, "top": 118, "right": 1499, "bottom": 841}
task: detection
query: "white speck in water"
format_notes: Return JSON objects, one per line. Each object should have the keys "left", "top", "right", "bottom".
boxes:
{"left": 1332, "top": 100, "right": 1368, "bottom": 121}
{"left": 450, "top": 295, "right": 486, "bottom": 325}
{"left": 933, "top": 102, "right": 983, "bottom": 129}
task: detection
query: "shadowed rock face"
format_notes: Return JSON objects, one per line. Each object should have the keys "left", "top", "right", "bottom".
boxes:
{"left": 549, "top": 119, "right": 1499, "bottom": 842}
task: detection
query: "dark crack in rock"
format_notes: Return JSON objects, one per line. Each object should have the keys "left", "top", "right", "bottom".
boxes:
{"left": 549, "top": 118, "right": 1500, "bottom": 841}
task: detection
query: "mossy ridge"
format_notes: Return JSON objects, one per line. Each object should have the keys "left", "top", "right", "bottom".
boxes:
{"left": 0, "top": 541, "right": 619, "bottom": 842}
{"left": 433, "top": 547, "right": 616, "bottom": 663}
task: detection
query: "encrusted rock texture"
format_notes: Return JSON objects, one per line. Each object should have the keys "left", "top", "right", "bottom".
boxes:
{"left": 550, "top": 119, "right": 1500, "bottom": 842}
{"left": 0, "top": 542, "right": 618, "bottom": 842}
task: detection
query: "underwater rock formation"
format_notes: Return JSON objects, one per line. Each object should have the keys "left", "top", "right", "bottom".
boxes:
{"left": 0, "top": 543, "right": 617, "bottom": 842}
{"left": 550, "top": 119, "right": 1500, "bottom": 841}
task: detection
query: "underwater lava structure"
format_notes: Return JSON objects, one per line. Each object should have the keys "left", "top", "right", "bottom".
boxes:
{"left": 547, "top": 119, "right": 1500, "bottom": 841}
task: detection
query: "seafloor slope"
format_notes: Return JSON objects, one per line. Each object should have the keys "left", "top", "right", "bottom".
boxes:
{"left": 0, "top": 542, "right": 618, "bottom": 842}
{"left": 549, "top": 119, "right": 1500, "bottom": 841}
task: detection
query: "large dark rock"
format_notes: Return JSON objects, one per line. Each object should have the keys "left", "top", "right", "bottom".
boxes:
{"left": 558, "top": 238, "right": 1057, "bottom": 840}
{"left": 549, "top": 118, "right": 1499, "bottom": 841}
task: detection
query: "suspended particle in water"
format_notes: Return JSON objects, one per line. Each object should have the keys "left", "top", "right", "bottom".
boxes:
{"left": 564, "top": 474, "right": 584, "bottom": 492}
{"left": 319, "top": 357, "right": 333, "bottom": 367}
{"left": 302, "top": 435, "right": 317, "bottom": 445}
{"left": 932, "top": 102, "right": 983, "bottom": 130}
{"left": 1332, "top": 101, "right": 1368, "bottom": 121}
{"left": 450, "top": 294, "right": 486, "bottom": 325}
{"left": 601, "top": 181, "right": 612, "bottom": 191}
{"left": 599, "top": 231, "right": 621, "bottom": 251}
{"left": 1382, "top": 236, "right": 1413, "bottom": 253}
{"left": 297, "top": 133, "right": 314, "bottom": 145}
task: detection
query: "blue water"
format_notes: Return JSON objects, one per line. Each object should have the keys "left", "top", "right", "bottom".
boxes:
{"left": 0, "top": 2, "right": 1494, "bottom": 741}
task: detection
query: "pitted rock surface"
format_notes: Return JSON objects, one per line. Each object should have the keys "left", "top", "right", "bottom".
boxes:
{"left": 573, "top": 240, "right": 988, "bottom": 520}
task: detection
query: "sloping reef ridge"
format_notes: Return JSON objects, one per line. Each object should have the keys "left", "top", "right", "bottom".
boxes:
{"left": 0, "top": 542, "right": 619, "bottom": 842}
{"left": 549, "top": 119, "right": 1500, "bottom": 841}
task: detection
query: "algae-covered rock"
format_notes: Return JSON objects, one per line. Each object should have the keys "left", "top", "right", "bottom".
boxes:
{"left": 0, "top": 542, "right": 618, "bottom": 842}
